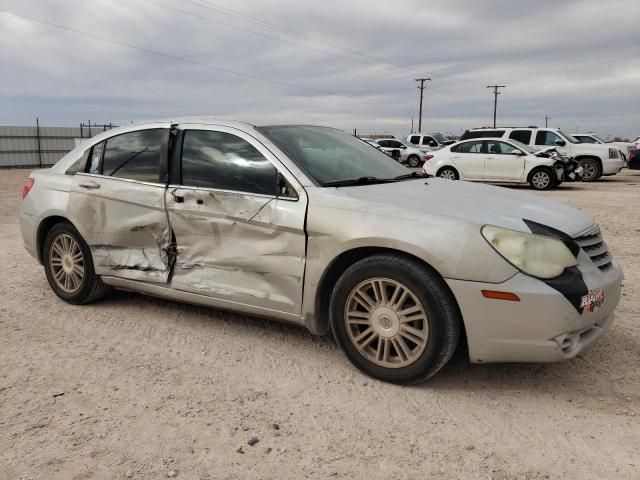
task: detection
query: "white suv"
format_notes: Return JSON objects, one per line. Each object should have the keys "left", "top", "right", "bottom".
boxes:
{"left": 460, "top": 127, "right": 624, "bottom": 181}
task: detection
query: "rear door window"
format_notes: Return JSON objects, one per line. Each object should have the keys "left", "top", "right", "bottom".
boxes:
{"left": 101, "top": 129, "right": 164, "bottom": 183}
{"left": 509, "top": 130, "right": 532, "bottom": 144}
{"left": 453, "top": 141, "right": 484, "bottom": 153}
{"left": 409, "top": 136, "right": 420, "bottom": 144}
{"left": 181, "top": 130, "right": 277, "bottom": 196}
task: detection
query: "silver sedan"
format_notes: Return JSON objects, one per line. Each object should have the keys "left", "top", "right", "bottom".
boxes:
{"left": 20, "top": 119, "right": 623, "bottom": 383}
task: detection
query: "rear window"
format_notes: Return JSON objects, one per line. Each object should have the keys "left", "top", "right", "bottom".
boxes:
{"left": 409, "top": 135, "right": 420, "bottom": 144}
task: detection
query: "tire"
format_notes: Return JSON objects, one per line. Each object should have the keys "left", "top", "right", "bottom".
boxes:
{"left": 437, "top": 167, "right": 458, "bottom": 180}
{"left": 43, "top": 222, "right": 111, "bottom": 304}
{"left": 528, "top": 168, "right": 554, "bottom": 190}
{"left": 407, "top": 155, "right": 421, "bottom": 168}
{"left": 579, "top": 158, "right": 601, "bottom": 182}
{"left": 329, "top": 254, "right": 461, "bottom": 384}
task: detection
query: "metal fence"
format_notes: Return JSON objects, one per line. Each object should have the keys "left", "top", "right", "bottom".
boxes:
{"left": 0, "top": 120, "right": 116, "bottom": 168}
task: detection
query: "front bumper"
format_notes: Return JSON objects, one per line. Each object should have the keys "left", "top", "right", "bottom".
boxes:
{"left": 446, "top": 259, "right": 623, "bottom": 363}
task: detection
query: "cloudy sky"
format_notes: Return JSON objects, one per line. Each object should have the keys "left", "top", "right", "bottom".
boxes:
{"left": 1, "top": 0, "right": 639, "bottom": 138}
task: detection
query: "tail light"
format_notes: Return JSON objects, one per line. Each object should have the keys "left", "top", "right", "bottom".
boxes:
{"left": 424, "top": 154, "right": 434, "bottom": 161}
{"left": 22, "top": 178, "right": 34, "bottom": 199}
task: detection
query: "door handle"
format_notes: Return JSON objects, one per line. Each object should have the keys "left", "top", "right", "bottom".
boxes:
{"left": 78, "top": 181, "right": 101, "bottom": 190}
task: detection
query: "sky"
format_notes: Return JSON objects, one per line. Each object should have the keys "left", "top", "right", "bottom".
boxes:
{"left": 1, "top": 0, "right": 639, "bottom": 139}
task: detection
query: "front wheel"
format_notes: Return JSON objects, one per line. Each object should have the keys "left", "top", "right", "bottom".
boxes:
{"left": 43, "top": 222, "right": 111, "bottom": 304}
{"left": 529, "top": 168, "right": 554, "bottom": 190}
{"left": 330, "top": 254, "right": 461, "bottom": 384}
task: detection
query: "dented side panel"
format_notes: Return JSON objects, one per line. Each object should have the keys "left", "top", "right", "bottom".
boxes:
{"left": 68, "top": 174, "right": 171, "bottom": 282}
{"left": 166, "top": 188, "right": 306, "bottom": 319}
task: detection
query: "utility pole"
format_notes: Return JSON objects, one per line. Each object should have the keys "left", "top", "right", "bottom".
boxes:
{"left": 486, "top": 85, "right": 506, "bottom": 128}
{"left": 545, "top": 115, "right": 550, "bottom": 127}
{"left": 415, "top": 78, "right": 431, "bottom": 132}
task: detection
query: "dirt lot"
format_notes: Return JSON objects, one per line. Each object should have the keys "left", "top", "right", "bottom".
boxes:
{"left": 1, "top": 168, "right": 639, "bottom": 480}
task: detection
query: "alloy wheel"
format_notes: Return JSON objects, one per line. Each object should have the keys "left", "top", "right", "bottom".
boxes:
{"left": 439, "top": 169, "right": 456, "bottom": 180}
{"left": 49, "top": 233, "right": 85, "bottom": 293}
{"left": 531, "top": 171, "right": 551, "bottom": 189}
{"left": 582, "top": 163, "right": 596, "bottom": 180}
{"left": 344, "top": 278, "right": 429, "bottom": 368}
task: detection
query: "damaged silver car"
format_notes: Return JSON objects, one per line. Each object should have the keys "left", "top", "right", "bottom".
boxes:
{"left": 20, "top": 119, "right": 624, "bottom": 383}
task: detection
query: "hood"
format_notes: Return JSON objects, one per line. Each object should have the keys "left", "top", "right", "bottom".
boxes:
{"left": 329, "top": 178, "right": 594, "bottom": 238}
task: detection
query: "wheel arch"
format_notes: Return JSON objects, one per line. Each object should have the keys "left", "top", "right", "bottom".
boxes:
{"left": 310, "top": 246, "right": 465, "bottom": 341}
{"left": 526, "top": 165, "right": 554, "bottom": 184}
{"left": 36, "top": 215, "right": 76, "bottom": 263}
{"left": 574, "top": 155, "right": 602, "bottom": 172}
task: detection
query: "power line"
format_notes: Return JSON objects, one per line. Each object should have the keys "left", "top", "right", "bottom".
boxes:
{"left": 172, "top": 0, "right": 483, "bottom": 84}
{"left": 415, "top": 78, "right": 431, "bottom": 132}
{"left": 486, "top": 85, "right": 506, "bottom": 128}
{"left": 138, "top": 0, "right": 382, "bottom": 69}
{"left": 0, "top": 10, "right": 413, "bottom": 108}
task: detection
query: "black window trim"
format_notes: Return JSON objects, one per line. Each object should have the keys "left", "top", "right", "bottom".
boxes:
{"left": 170, "top": 126, "right": 300, "bottom": 201}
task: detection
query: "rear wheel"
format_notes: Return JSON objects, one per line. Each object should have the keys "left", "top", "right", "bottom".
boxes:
{"left": 529, "top": 168, "right": 554, "bottom": 190}
{"left": 579, "top": 158, "right": 601, "bottom": 182}
{"left": 330, "top": 254, "right": 461, "bottom": 384}
{"left": 43, "top": 222, "right": 111, "bottom": 304}
{"left": 437, "top": 167, "right": 458, "bottom": 180}
{"left": 407, "top": 155, "right": 421, "bottom": 168}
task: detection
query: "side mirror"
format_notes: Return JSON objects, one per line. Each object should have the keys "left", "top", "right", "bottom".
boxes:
{"left": 511, "top": 149, "right": 524, "bottom": 155}
{"left": 554, "top": 139, "right": 566, "bottom": 146}
{"left": 400, "top": 144, "right": 407, "bottom": 149}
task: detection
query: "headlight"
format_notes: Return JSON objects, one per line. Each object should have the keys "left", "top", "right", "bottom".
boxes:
{"left": 481, "top": 225, "right": 577, "bottom": 279}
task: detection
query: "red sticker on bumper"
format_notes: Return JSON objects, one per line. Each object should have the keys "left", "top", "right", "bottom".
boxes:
{"left": 580, "top": 290, "right": 605, "bottom": 314}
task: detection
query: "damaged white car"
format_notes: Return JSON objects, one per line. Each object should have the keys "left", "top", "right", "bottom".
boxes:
{"left": 20, "top": 120, "right": 624, "bottom": 384}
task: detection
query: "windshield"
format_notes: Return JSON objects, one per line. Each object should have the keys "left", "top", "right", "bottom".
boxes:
{"left": 558, "top": 130, "right": 580, "bottom": 144}
{"left": 591, "top": 134, "right": 606, "bottom": 143}
{"left": 258, "top": 126, "right": 411, "bottom": 186}
{"left": 433, "top": 133, "right": 448, "bottom": 143}
{"left": 509, "top": 139, "right": 537, "bottom": 154}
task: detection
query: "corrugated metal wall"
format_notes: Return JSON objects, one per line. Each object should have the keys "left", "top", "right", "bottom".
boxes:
{"left": 0, "top": 125, "right": 107, "bottom": 168}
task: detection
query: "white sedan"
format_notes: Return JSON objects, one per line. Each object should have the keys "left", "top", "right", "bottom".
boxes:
{"left": 424, "top": 138, "right": 562, "bottom": 190}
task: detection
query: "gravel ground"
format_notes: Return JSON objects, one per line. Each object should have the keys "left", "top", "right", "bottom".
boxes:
{"left": 1, "top": 168, "right": 639, "bottom": 480}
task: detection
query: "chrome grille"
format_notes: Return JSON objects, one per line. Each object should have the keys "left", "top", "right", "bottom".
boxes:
{"left": 574, "top": 224, "right": 613, "bottom": 271}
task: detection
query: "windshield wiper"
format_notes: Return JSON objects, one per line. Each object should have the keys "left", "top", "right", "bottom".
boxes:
{"left": 322, "top": 176, "right": 393, "bottom": 187}
{"left": 392, "top": 171, "right": 431, "bottom": 180}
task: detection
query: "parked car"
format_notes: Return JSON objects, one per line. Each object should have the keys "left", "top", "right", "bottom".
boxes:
{"left": 20, "top": 120, "right": 623, "bottom": 384}
{"left": 375, "top": 138, "right": 431, "bottom": 167}
{"left": 460, "top": 127, "right": 625, "bottom": 181}
{"left": 360, "top": 138, "right": 383, "bottom": 150}
{"left": 406, "top": 132, "right": 454, "bottom": 149}
{"left": 572, "top": 133, "right": 633, "bottom": 163}
{"left": 423, "top": 138, "right": 580, "bottom": 189}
